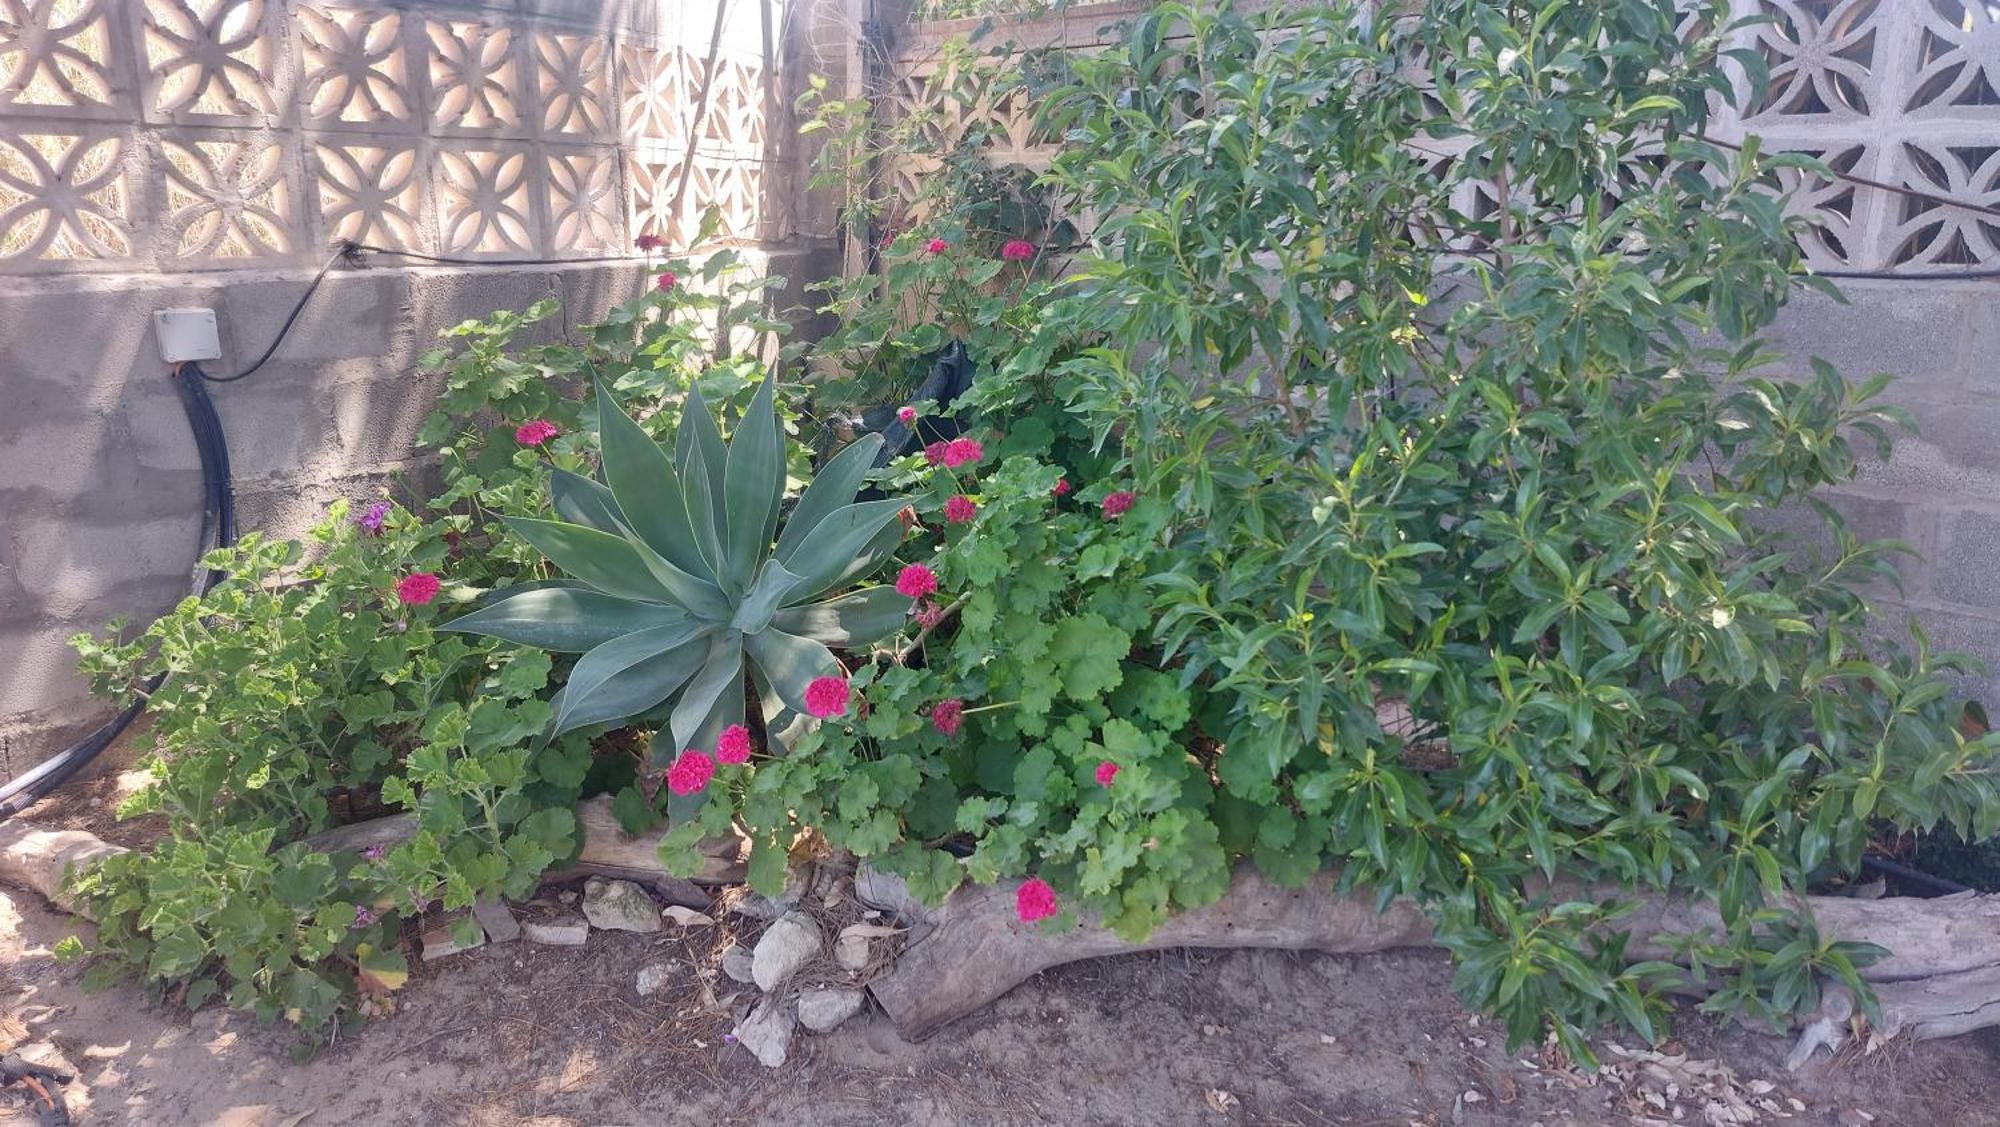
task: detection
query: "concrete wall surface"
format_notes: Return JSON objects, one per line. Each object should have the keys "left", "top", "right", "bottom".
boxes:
{"left": 0, "top": 249, "right": 836, "bottom": 775}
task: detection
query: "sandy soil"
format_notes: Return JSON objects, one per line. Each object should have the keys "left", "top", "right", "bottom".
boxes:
{"left": 5, "top": 874, "right": 1999, "bottom": 1127}
{"left": 4, "top": 761, "right": 1998, "bottom": 1126}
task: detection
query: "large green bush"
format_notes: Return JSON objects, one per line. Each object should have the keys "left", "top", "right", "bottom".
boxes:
{"left": 668, "top": 0, "right": 2000, "bottom": 1059}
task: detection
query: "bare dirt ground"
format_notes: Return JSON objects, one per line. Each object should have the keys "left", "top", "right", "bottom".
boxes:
{"left": 5, "top": 765, "right": 1999, "bottom": 1126}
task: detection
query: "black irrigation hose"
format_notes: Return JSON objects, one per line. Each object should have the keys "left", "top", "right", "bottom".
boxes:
{"left": 0, "top": 365, "right": 235, "bottom": 821}
{"left": 1860, "top": 852, "right": 1973, "bottom": 898}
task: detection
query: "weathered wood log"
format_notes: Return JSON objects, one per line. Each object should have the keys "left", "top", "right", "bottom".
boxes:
{"left": 0, "top": 821, "right": 127, "bottom": 916}
{"left": 571, "top": 795, "right": 748, "bottom": 885}
{"left": 859, "top": 866, "right": 2000, "bottom": 1045}
{"left": 300, "top": 797, "right": 749, "bottom": 894}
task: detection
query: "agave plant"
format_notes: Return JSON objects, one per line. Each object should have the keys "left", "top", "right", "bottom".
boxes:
{"left": 444, "top": 377, "right": 909, "bottom": 767}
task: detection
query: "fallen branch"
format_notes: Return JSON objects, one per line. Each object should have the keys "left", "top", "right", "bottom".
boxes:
{"left": 858, "top": 866, "right": 2000, "bottom": 1045}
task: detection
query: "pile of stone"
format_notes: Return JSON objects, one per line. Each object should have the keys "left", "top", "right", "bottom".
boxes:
{"left": 418, "top": 876, "right": 708, "bottom": 959}
{"left": 723, "top": 870, "right": 898, "bottom": 1067}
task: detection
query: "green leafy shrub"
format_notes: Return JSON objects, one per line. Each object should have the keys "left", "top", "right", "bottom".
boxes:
{"left": 60, "top": 242, "right": 797, "bottom": 1041}
{"left": 673, "top": 0, "right": 2000, "bottom": 1063}
{"left": 68, "top": 510, "right": 582, "bottom": 1031}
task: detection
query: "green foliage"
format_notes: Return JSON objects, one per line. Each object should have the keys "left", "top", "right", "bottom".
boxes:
{"left": 444, "top": 375, "right": 913, "bottom": 780}
{"left": 68, "top": 511, "right": 583, "bottom": 1033}
{"left": 967, "top": 0, "right": 2000, "bottom": 1057}
{"left": 62, "top": 246, "right": 792, "bottom": 1043}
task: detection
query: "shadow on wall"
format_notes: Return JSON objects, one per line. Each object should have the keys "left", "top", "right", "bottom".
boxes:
{"left": 0, "top": 261, "right": 655, "bottom": 773}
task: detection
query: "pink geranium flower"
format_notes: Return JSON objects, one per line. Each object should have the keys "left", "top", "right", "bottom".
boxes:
{"left": 1052, "top": 478, "right": 1071, "bottom": 499}
{"left": 667, "top": 749, "right": 715, "bottom": 795}
{"left": 656, "top": 271, "right": 678, "bottom": 291}
{"left": 944, "top": 495, "right": 977, "bottom": 523}
{"left": 1016, "top": 878, "right": 1059, "bottom": 923}
{"left": 1095, "top": 761, "right": 1120, "bottom": 787}
{"left": 941, "top": 437, "right": 984, "bottom": 468}
{"left": 896, "top": 563, "right": 940, "bottom": 600}
{"left": 804, "top": 675, "right": 851, "bottom": 718}
{"left": 1000, "top": 239, "right": 1036, "bottom": 262}
{"left": 1101, "top": 490, "right": 1137, "bottom": 520}
{"left": 925, "top": 238, "right": 949, "bottom": 255}
{"left": 898, "top": 405, "right": 918, "bottom": 424}
{"left": 715, "top": 724, "right": 752, "bottom": 765}
{"left": 931, "top": 698, "right": 964, "bottom": 737}
{"left": 514, "top": 419, "right": 560, "bottom": 447}
{"left": 923, "top": 441, "right": 949, "bottom": 466}
{"left": 396, "top": 572, "right": 440, "bottom": 605}
{"left": 635, "top": 233, "right": 665, "bottom": 251}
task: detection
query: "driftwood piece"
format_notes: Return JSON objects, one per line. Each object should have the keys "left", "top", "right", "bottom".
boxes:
{"left": 301, "top": 798, "right": 748, "bottom": 897}
{"left": 861, "top": 867, "right": 2000, "bottom": 1044}
{"left": 301, "top": 813, "right": 417, "bottom": 856}
{"left": 571, "top": 795, "right": 748, "bottom": 885}
{"left": 0, "top": 821, "right": 127, "bottom": 915}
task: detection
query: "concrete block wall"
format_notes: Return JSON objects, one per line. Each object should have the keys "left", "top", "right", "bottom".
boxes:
{"left": 0, "top": 246, "right": 837, "bottom": 776}
{"left": 1765, "top": 279, "right": 2000, "bottom": 706}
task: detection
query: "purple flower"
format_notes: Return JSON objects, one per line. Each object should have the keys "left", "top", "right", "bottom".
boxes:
{"left": 356, "top": 500, "right": 391, "bottom": 535}
{"left": 362, "top": 843, "right": 387, "bottom": 862}
{"left": 352, "top": 904, "right": 377, "bottom": 929}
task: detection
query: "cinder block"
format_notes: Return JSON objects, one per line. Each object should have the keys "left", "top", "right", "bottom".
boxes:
{"left": 8, "top": 513, "right": 206, "bottom": 619}
{"left": 403, "top": 269, "right": 569, "bottom": 351}
{"left": 560, "top": 263, "right": 652, "bottom": 328}
{"left": 219, "top": 271, "right": 403, "bottom": 368}
{"left": 0, "top": 625, "right": 106, "bottom": 738}
{"left": 1765, "top": 281, "right": 1982, "bottom": 389}
{"left": 1932, "top": 510, "right": 2000, "bottom": 612}
{"left": 205, "top": 372, "right": 343, "bottom": 485}
{"left": 1864, "top": 603, "right": 2000, "bottom": 712}
{"left": 233, "top": 468, "right": 437, "bottom": 544}
{"left": 327, "top": 370, "right": 448, "bottom": 472}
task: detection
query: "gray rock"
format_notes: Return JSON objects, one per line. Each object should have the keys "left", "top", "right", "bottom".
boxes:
{"left": 582, "top": 878, "right": 662, "bottom": 934}
{"left": 471, "top": 898, "right": 521, "bottom": 944}
{"left": 524, "top": 917, "right": 589, "bottom": 946}
{"left": 797, "top": 987, "right": 866, "bottom": 1033}
{"left": 636, "top": 962, "right": 676, "bottom": 998}
{"left": 751, "top": 912, "right": 824, "bottom": 992}
{"left": 721, "top": 943, "right": 756, "bottom": 984}
{"left": 730, "top": 865, "right": 814, "bottom": 920}
{"left": 733, "top": 997, "right": 796, "bottom": 1068}
{"left": 834, "top": 932, "right": 870, "bottom": 971}
{"left": 420, "top": 915, "right": 485, "bottom": 961}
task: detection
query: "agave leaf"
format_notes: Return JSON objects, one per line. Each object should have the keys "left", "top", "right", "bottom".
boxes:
{"left": 596, "top": 381, "right": 712, "bottom": 582}
{"left": 441, "top": 587, "right": 697, "bottom": 653}
{"left": 551, "top": 622, "right": 713, "bottom": 737}
{"left": 771, "top": 586, "right": 907, "bottom": 647}
{"left": 782, "top": 498, "right": 909, "bottom": 603}
{"left": 616, "top": 522, "right": 732, "bottom": 621}
{"left": 679, "top": 444, "right": 728, "bottom": 589}
{"left": 550, "top": 469, "right": 624, "bottom": 534}
{"left": 722, "top": 376, "right": 783, "bottom": 592}
{"left": 670, "top": 631, "right": 745, "bottom": 752}
{"left": 828, "top": 520, "right": 909, "bottom": 595}
{"left": 504, "top": 517, "right": 673, "bottom": 605}
{"left": 733, "top": 559, "right": 805, "bottom": 634}
{"left": 675, "top": 382, "right": 729, "bottom": 532}
{"left": 775, "top": 433, "right": 884, "bottom": 563}
{"left": 747, "top": 663, "right": 817, "bottom": 755}
{"left": 744, "top": 628, "right": 844, "bottom": 715}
